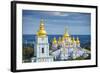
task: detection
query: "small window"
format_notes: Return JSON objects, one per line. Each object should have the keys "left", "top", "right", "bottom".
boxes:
{"left": 42, "top": 38, "right": 44, "bottom": 40}
{"left": 42, "top": 48, "right": 44, "bottom": 53}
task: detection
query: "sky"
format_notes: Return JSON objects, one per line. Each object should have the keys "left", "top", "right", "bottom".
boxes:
{"left": 22, "top": 10, "right": 91, "bottom": 35}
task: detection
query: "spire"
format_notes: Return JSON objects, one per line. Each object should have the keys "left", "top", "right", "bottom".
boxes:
{"left": 40, "top": 19, "right": 44, "bottom": 25}
{"left": 76, "top": 37, "right": 80, "bottom": 44}
{"left": 37, "top": 19, "right": 47, "bottom": 37}
{"left": 63, "top": 26, "right": 69, "bottom": 38}
{"left": 52, "top": 37, "right": 57, "bottom": 44}
{"left": 72, "top": 37, "right": 75, "bottom": 43}
{"left": 58, "top": 37, "right": 62, "bottom": 44}
{"left": 61, "top": 36, "right": 64, "bottom": 42}
{"left": 65, "top": 26, "right": 67, "bottom": 33}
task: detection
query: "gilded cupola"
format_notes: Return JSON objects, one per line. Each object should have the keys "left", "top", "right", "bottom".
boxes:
{"left": 52, "top": 37, "right": 57, "bottom": 44}
{"left": 63, "top": 27, "right": 70, "bottom": 38}
{"left": 58, "top": 37, "right": 62, "bottom": 44}
{"left": 76, "top": 37, "right": 80, "bottom": 44}
{"left": 37, "top": 19, "right": 47, "bottom": 37}
{"left": 72, "top": 37, "right": 75, "bottom": 43}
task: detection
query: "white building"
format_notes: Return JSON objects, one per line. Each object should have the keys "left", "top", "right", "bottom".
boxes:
{"left": 33, "top": 19, "right": 53, "bottom": 62}
{"left": 51, "top": 27, "right": 89, "bottom": 60}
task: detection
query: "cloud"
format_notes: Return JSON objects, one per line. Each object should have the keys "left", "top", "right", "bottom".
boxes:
{"left": 51, "top": 12, "right": 69, "bottom": 16}
{"left": 39, "top": 12, "right": 70, "bottom": 17}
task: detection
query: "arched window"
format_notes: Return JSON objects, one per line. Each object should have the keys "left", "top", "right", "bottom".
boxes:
{"left": 42, "top": 48, "right": 44, "bottom": 53}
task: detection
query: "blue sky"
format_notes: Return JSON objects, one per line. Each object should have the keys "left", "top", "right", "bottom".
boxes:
{"left": 22, "top": 10, "right": 91, "bottom": 35}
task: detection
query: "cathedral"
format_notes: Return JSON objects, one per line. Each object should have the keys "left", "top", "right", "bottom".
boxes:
{"left": 31, "top": 19, "right": 89, "bottom": 62}
{"left": 51, "top": 27, "right": 82, "bottom": 60}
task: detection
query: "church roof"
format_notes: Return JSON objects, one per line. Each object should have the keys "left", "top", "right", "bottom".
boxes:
{"left": 37, "top": 19, "right": 47, "bottom": 37}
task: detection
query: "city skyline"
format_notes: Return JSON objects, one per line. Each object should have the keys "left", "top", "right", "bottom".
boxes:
{"left": 22, "top": 10, "right": 91, "bottom": 35}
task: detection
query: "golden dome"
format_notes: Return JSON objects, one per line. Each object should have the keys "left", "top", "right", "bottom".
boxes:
{"left": 52, "top": 37, "right": 57, "bottom": 44}
{"left": 58, "top": 37, "right": 62, "bottom": 43}
{"left": 37, "top": 19, "right": 47, "bottom": 37}
{"left": 63, "top": 33, "right": 69, "bottom": 38}
{"left": 72, "top": 37, "right": 75, "bottom": 43}
{"left": 76, "top": 37, "right": 80, "bottom": 44}
{"left": 61, "top": 37, "right": 64, "bottom": 42}
{"left": 63, "top": 27, "right": 69, "bottom": 38}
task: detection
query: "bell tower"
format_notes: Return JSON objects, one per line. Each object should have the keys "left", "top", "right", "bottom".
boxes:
{"left": 35, "top": 19, "right": 53, "bottom": 62}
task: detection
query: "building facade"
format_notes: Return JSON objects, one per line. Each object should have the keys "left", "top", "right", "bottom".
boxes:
{"left": 34, "top": 19, "right": 53, "bottom": 62}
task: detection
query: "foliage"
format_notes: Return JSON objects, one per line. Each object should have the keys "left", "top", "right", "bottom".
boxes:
{"left": 22, "top": 43, "right": 34, "bottom": 61}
